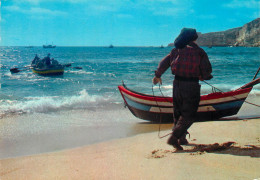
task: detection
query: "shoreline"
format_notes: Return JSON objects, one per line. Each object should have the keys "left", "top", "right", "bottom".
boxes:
{"left": 1, "top": 118, "right": 259, "bottom": 179}
{"left": 0, "top": 108, "right": 173, "bottom": 159}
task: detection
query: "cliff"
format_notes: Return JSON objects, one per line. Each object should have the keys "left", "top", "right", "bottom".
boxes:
{"left": 168, "top": 18, "right": 260, "bottom": 47}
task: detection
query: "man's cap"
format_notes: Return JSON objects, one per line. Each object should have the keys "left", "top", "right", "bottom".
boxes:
{"left": 174, "top": 28, "right": 198, "bottom": 49}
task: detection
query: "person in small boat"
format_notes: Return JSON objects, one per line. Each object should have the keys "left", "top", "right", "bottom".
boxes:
{"left": 31, "top": 54, "right": 40, "bottom": 66}
{"left": 153, "top": 28, "right": 213, "bottom": 150}
{"left": 42, "top": 53, "right": 51, "bottom": 67}
{"left": 51, "top": 58, "right": 59, "bottom": 66}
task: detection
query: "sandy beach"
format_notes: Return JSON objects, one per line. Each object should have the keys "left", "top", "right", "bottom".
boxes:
{"left": 0, "top": 118, "right": 259, "bottom": 180}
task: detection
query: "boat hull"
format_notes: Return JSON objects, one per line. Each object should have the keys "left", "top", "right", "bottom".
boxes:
{"left": 32, "top": 67, "right": 64, "bottom": 76}
{"left": 118, "top": 85, "right": 254, "bottom": 123}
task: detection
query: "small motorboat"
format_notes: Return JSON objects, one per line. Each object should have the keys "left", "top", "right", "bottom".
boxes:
{"left": 32, "top": 65, "right": 64, "bottom": 76}
{"left": 118, "top": 77, "right": 260, "bottom": 123}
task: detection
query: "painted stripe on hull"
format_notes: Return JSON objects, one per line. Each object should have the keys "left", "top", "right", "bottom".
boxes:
{"left": 199, "top": 93, "right": 249, "bottom": 105}
{"left": 126, "top": 105, "right": 242, "bottom": 122}
{"left": 122, "top": 91, "right": 172, "bottom": 107}
{"left": 212, "top": 100, "right": 244, "bottom": 111}
{"left": 124, "top": 91, "right": 245, "bottom": 114}
{"left": 32, "top": 69, "right": 64, "bottom": 75}
{"left": 118, "top": 86, "right": 251, "bottom": 105}
{"left": 124, "top": 96, "right": 151, "bottom": 111}
{"left": 149, "top": 106, "right": 217, "bottom": 113}
{"left": 122, "top": 90, "right": 249, "bottom": 109}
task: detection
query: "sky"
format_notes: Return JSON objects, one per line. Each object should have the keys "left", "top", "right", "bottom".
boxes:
{"left": 0, "top": 0, "right": 259, "bottom": 46}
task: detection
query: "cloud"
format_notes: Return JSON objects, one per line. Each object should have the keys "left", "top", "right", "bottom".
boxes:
{"left": 137, "top": 0, "right": 194, "bottom": 17}
{"left": 152, "top": 7, "right": 187, "bottom": 16}
{"left": 90, "top": 4, "right": 119, "bottom": 13}
{"left": 224, "top": 0, "right": 260, "bottom": 9}
{"left": 5, "top": 0, "right": 193, "bottom": 17}
{"left": 9, "top": 0, "right": 87, "bottom": 4}
{"left": 29, "top": 7, "right": 67, "bottom": 16}
{"left": 3, "top": 5, "right": 20, "bottom": 11}
{"left": 3, "top": 5, "right": 67, "bottom": 17}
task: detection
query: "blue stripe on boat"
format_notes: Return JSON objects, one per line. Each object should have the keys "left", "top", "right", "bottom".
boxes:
{"left": 124, "top": 96, "right": 151, "bottom": 111}
{"left": 212, "top": 100, "right": 244, "bottom": 110}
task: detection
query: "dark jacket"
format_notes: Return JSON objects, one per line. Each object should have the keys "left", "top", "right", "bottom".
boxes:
{"left": 155, "top": 42, "right": 213, "bottom": 80}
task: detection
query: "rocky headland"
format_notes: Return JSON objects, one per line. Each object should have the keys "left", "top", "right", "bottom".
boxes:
{"left": 168, "top": 18, "right": 260, "bottom": 47}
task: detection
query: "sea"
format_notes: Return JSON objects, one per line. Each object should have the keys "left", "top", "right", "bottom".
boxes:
{"left": 0, "top": 46, "right": 260, "bottom": 158}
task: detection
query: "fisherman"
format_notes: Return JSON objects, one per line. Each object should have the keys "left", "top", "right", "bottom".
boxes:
{"left": 153, "top": 28, "right": 213, "bottom": 150}
{"left": 31, "top": 54, "right": 40, "bottom": 66}
{"left": 51, "top": 58, "right": 59, "bottom": 66}
{"left": 42, "top": 53, "right": 51, "bottom": 67}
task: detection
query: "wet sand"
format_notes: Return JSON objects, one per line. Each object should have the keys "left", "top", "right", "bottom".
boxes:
{"left": 0, "top": 107, "right": 172, "bottom": 159}
{"left": 0, "top": 118, "right": 259, "bottom": 180}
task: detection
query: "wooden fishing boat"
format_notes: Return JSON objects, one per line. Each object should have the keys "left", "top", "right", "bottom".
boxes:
{"left": 32, "top": 65, "right": 64, "bottom": 76}
{"left": 118, "top": 77, "right": 260, "bottom": 123}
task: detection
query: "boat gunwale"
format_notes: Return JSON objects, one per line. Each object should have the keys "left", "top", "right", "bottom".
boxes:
{"left": 118, "top": 85, "right": 253, "bottom": 103}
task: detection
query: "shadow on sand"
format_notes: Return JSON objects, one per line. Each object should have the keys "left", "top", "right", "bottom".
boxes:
{"left": 176, "top": 142, "right": 260, "bottom": 158}
{"left": 149, "top": 142, "right": 260, "bottom": 159}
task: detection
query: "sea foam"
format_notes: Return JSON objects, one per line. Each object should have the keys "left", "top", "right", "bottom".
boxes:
{"left": 0, "top": 89, "right": 113, "bottom": 117}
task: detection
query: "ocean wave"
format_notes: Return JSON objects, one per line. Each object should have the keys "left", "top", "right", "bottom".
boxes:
{"left": 67, "top": 70, "right": 94, "bottom": 75}
{"left": 0, "top": 89, "right": 114, "bottom": 117}
{"left": 102, "top": 72, "right": 116, "bottom": 78}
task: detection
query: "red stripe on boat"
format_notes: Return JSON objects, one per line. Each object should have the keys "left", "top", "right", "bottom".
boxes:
{"left": 200, "top": 87, "right": 252, "bottom": 100}
{"left": 118, "top": 86, "right": 172, "bottom": 102}
{"left": 118, "top": 86, "right": 252, "bottom": 102}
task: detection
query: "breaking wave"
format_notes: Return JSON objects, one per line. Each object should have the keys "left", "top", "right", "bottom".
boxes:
{"left": 0, "top": 89, "right": 117, "bottom": 118}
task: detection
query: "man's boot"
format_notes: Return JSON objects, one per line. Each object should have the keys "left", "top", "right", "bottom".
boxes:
{"left": 167, "top": 135, "right": 183, "bottom": 150}
{"left": 179, "top": 133, "right": 189, "bottom": 145}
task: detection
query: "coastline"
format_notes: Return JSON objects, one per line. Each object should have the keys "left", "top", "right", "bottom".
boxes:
{"left": 1, "top": 118, "right": 259, "bottom": 180}
{"left": 0, "top": 107, "right": 172, "bottom": 159}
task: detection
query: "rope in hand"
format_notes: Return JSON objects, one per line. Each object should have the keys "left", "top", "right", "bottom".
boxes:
{"left": 202, "top": 80, "right": 260, "bottom": 108}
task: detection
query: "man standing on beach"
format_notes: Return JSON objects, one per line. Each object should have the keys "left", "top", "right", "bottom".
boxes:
{"left": 152, "top": 28, "right": 213, "bottom": 150}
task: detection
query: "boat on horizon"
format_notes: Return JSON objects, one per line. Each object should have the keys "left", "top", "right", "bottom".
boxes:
{"left": 43, "top": 42, "right": 56, "bottom": 48}
{"left": 43, "top": 45, "right": 56, "bottom": 48}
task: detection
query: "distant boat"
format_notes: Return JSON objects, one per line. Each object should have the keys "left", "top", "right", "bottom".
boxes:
{"left": 108, "top": 44, "right": 114, "bottom": 48}
{"left": 43, "top": 45, "right": 56, "bottom": 48}
{"left": 25, "top": 46, "right": 34, "bottom": 48}
{"left": 160, "top": 45, "right": 164, "bottom": 48}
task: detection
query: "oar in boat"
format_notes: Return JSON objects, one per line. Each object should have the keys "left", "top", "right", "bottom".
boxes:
{"left": 10, "top": 66, "right": 32, "bottom": 73}
{"left": 72, "top": 66, "right": 83, "bottom": 69}
{"left": 63, "top": 63, "right": 72, "bottom": 67}
{"left": 62, "top": 63, "right": 83, "bottom": 69}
